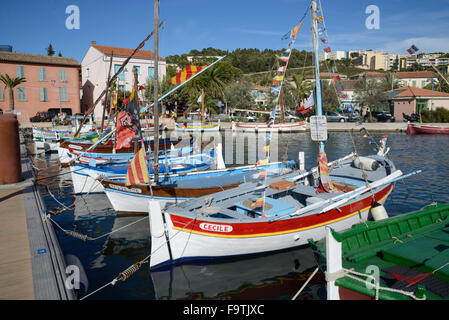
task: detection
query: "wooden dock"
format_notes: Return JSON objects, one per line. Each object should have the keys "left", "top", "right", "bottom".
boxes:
{"left": 0, "top": 133, "right": 75, "bottom": 300}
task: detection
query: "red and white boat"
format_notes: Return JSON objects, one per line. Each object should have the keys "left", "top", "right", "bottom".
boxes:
{"left": 406, "top": 123, "right": 449, "bottom": 135}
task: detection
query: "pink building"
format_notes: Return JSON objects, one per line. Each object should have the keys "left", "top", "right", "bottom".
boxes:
{"left": 0, "top": 51, "right": 81, "bottom": 121}
{"left": 391, "top": 86, "right": 449, "bottom": 121}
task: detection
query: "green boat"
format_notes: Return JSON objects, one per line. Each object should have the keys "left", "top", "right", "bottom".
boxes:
{"left": 310, "top": 203, "right": 449, "bottom": 300}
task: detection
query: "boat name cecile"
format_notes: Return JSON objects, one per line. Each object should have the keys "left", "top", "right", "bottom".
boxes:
{"left": 199, "top": 223, "right": 233, "bottom": 233}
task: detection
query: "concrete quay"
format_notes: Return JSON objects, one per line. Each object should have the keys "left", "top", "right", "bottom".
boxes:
{"left": 0, "top": 133, "right": 75, "bottom": 300}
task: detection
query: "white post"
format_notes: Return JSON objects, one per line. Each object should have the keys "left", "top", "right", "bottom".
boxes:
{"left": 325, "top": 226, "right": 342, "bottom": 300}
{"left": 148, "top": 200, "right": 171, "bottom": 269}
{"left": 298, "top": 151, "right": 305, "bottom": 171}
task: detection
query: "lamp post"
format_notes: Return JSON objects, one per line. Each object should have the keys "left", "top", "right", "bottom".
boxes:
{"left": 51, "top": 79, "right": 65, "bottom": 116}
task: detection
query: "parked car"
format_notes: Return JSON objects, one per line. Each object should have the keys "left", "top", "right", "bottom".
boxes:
{"left": 364, "top": 111, "right": 395, "bottom": 122}
{"left": 348, "top": 111, "right": 361, "bottom": 122}
{"left": 284, "top": 112, "right": 300, "bottom": 122}
{"left": 246, "top": 115, "right": 257, "bottom": 122}
{"left": 326, "top": 111, "right": 348, "bottom": 122}
{"left": 30, "top": 111, "right": 54, "bottom": 122}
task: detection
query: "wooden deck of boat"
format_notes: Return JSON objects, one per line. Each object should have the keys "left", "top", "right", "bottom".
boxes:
{"left": 0, "top": 134, "right": 75, "bottom": 300}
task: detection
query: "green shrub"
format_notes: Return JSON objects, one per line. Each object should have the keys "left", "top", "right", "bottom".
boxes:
{"left": 421, "top": 107, "right": 449, "bottom": 123}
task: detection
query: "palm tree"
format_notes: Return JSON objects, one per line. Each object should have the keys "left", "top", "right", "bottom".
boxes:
{"left": 0, "top": 74, "right": 27, "bottom": 112}
{"left": 290, "top": 74, "right": 313, "bottom": 106}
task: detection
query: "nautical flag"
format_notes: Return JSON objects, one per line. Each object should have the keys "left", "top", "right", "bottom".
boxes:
{"left": 406, "top": 45, "right": 419, "bottom": 55}
{"left": 282, "top": 22, "right": 302, "bottom": 40}
{"left": 263, "top": 145, "right": 270, "bottom": 153}
{"left": 304, "top": 92, "right": 315, "bottom": 109}
{"left": 321, "top": 38, "right": 328, "bottom": 43}
{"left": 274, "top": 75, "right": 284, "bottom": 82}
{"left": 265, "top": 134, "right": 272, "bottom": 142}
{"left": 272, "top": 96, "right": 279, "bottom": 104}
{"left": 125, "top": 147, "right": 150, "bottom": 186}
{"left": 329, "top": 59, "right": 337, "bottom": 73}
{"left": 324, "top": 46, "right": 331, "bottom": 53}
{"left": 318, "top": 151, "right": 334, "bottom": 193}
{"left": 332, "top": 75, "right": 341, "bottom": 83}
{"left": 278, "top": 56, "right": 289, "bottom": 62}
{"left": 258, "top": 171, "right": 267, "bottom": 179}
{"left": 256, "top": 159, "right": 269, "bottom": 166}
{"left": 197, "top": 94, "right": 202, "bottom": 103}
{"left": 317, "top": 16, "right": 324, "bottom": 23}
{"left": 336, "top": 86, "right": 345, "bottom": 93}
{"left": 318, "top": 27, "right": 326, "bottom": 35}
{"left": 169, "top": 65, "right": 207, "bottom": 85}
{"left": 271, "top": 86, "right": 281, "bottom": 94}
{"left": 282, "top": 49, "right": 292, "bottom": 55}
{"left": 116, "top": 111, "right": 136, "bottom": 150}
{"left": 278, "top": 66, "right": 287, "bottom": 72}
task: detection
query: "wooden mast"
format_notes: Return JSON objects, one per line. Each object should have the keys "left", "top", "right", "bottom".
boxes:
{"left": 153, "top": 0, "right": 160, "bottom": 184}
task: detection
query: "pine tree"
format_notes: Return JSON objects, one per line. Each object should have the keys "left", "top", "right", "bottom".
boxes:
{"left": 46, "top": 44, "right": 55, "bottom": 56}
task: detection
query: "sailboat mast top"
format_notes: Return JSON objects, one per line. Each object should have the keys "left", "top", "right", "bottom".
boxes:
{"left": 311, "top": 0, "right": 325, "bottom": 153}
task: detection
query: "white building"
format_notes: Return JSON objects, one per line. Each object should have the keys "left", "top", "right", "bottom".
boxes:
{"left": 81, "top": 40, "right": 166, "bottom": 120}
{"left": 319, "top": 51, "right": 347, "bottom": 62}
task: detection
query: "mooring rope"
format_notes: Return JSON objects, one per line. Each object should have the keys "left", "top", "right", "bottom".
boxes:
{"left": 291, "top": 267, "right": 320, "bottom": 300}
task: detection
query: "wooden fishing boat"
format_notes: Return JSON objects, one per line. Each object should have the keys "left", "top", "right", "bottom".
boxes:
{"left": 58, "top": 136, "right": 192, "bottom": 166}
{"left": 146, "top": 0, "right": 412, "bottom": 270}
{"left": 175, "top": 122, "right": 220, "bottom": 132}
{"left": 310, "top": 203, "right": 449, "bottom": 300}
{"left": 101, "top": 161, "right": 295, "bottom": 214}
{"left": 232, "top": 121, "right": 307, "bottom": 133}
{"left": 406, "top": 123, "right": 449, "bottom": 135}
{"left": 69, "top": 148, "right": 217, "bottom": 194}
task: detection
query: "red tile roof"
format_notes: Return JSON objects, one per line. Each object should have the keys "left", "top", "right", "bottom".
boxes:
{"left": 393, "top": 86, "right": 449, "bottom": 98}
{"left": 92, "top": 44, "right": 165, "bottom": 61}
{"left": 395, "top": 71, "right": 436, "bottom": 79}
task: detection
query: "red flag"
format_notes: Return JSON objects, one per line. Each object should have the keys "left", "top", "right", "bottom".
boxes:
{"left": 116, "top": 111, "right": 136, "bottom": 150}
{"left": 169, "top": 65, "right": 207, "bottom": 85}
{"left": 324, "top": 46, "right": 331, "bottom": 53}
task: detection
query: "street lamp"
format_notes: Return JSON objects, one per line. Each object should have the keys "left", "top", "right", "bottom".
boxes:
{"left": 51, "top": 79, "right": 65, "bottom": 116}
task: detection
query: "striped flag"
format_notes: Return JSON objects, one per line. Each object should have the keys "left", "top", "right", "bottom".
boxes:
{"left": 256, "top": 159, "right": 269, "bottom": 166}
{"left": 263, "top": 145, "right": 270, "bottom": 153}
{"left": 317, "top": 16, "right": 324, "bottom": 23}
{"left": 278, "top": 56, "right": 289, "bottom": 62}
{"left": 169, "top": 65, "right": 207, "bottom": 85}
{"left": 125, "top": 147, "right": 150, "bottom": 186}
{"left": 251, "top": 197, "right": 265, "bottom": 209}
{"left": 281, "top": 22, "right": 302, "bottom": 40}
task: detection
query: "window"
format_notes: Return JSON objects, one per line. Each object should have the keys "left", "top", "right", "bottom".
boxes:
{"left": 148, "top": 67, "right": 155, "bottom": 80}
{"left": 40, "top": 88, "right": 48, "bottom": 102}
{"left": 86, "top": 68, "right": 90, "bottom": 78}
{"left": 60, "top": 69, "right": 67, "bottom": 82}
{"left": 38, "top": 67, "right": 47, "bottom": 81}
{"left": 16, "top": 66, "right": 24, "bottom": 78}
{"left": 133, "top": 66, "right": 140, "bottom": 75}
{"left": 17, "top": 87, "right": 26, "bottom": 101}
{"left": 59, "top": 87, "right": 68, "bottom": 101}
{"left": 114, "top": 64, "right": 125, "bottom": 80}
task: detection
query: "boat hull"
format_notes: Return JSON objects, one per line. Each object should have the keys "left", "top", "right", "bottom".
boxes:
{"left": 175, "top": 123, "right": 220, "bottom": 132}
{"left": 406, "top": 123, "right": 449, "bottom": 135}
{"left": 149, "top": 183, "right": 393, "bottom": 269}
{"left": 232, "top": 121, "right": 307, "bottom": 133}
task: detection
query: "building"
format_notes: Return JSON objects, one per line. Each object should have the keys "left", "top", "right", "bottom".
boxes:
{"left": 390, "top": 86, "right": 449, "bottom": 121}
{"left": 405, "top": 54, "right": 449, "bottom": 70}
{"left": 350, "top": 71, "right": 386, "bottom": 82}
{"left": 0, "top": 51, "right": 80, "bottom": 121}
{"left": 339, "top": 80, "right": 359, "bottom": 111}
{"left": 319, "top": 51, "right": 347, "bottom": 62}
{"left": 394, "top": 71, "right": 438, "bottom": 89}
{"left": 305, "top": 72, "right": 347, "bottom": 84}
{"left": 384, "top": 54, "right": 408, "bottom": 71}
{"left": 250, "top": 84, "right": 270, "bottom": 106}
{"left": 81, "top": 41, "right": 166, "bottom": 120}
{"left": 351, "top": 50, "right": 387, "bottom": 70}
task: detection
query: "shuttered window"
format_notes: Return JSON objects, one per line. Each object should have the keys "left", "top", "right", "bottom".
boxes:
{"left": 114, "top": 64, "right": 125, "bottom": 80}
{"left": 16, "top": 66, "right": 24, "bottom": 78}
{"left": 148, "top": 67, "right": 155, "bottom": 80}
{"left": 59, "top": 87, "right": 68, "bottom": 101}
{"left": 17, "top": 87, "right": 26, "bottom": 101}
{"left": 60, "top": 69, "right": 67, "bottom": 82}
{"left": 39, "top": 67, "right": 47, "bottom": 81}
{"left": 40, "top": 88, "right": 48, "bottom": 102}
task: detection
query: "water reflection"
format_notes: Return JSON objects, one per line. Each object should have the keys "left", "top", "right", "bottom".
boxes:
{"left": 27, "top": 131, "right": 449, "bottom": 300}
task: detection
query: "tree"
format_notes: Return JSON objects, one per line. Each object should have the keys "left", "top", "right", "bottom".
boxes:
{"left": 288, "top": 74, "right": 313, "bottom": 107}
{"left": 321, "top": 80, "right": 340, "bottom": 112}
{"left": 46, "top": 43, "right": 55, "bottom": 56}
{"left": 354, "top": 77, "right": 389, "bottom": 120}
{"left": 0, "top": 74, "right": 27, "bottom": 112}
{"left": 380, "top": 72, "right": 400, "bottom": 91}
{"left": 224, "top": 78, "right": 255, "bottom": 111}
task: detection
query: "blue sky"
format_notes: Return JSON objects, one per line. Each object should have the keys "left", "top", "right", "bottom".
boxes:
{"left": 1, "top": 0, "right": 449, "bottom": 63}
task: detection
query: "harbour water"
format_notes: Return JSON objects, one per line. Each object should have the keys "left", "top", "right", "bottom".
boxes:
{"left": 28, "top": 131, "right": 449, "bottom": 300}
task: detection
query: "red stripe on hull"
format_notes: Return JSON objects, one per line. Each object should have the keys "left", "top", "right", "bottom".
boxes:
{"left": 169, "top": 184, "right": 393, "bottom": 237}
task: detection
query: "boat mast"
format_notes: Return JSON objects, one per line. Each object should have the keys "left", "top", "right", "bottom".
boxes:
{"left": 311, "top": 0, "right": 325, "bottom": 153}
{"left": 153, "top": 0, "right": 160, "bottom": 183}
